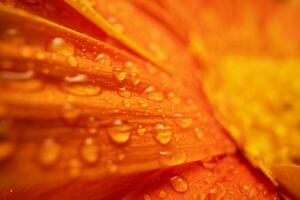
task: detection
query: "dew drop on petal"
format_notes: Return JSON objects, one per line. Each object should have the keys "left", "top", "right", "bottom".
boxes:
{"left": 80, "top": 137, "right": 99, "bottom": 164}
{"left": 108, "top": 119, "right": 131, "bottom": 144}
{"left": 174, "top": 116, "right": 192, "bottom": 128}
{"left": 117, "top": 87, "right": 131, "bottom": 98}
{"left": 129, "top": 72, "right": 140, "bottom": 85}
{"left": 154, "top": 123, "right": 172, "bottom": 145}
{"left": 113, "top": 67, "right": 127, "bottom": 82}
{"left": 64, "top": 74, "right": 88, "bottom": 83}
{"left": 158, "top": 150, "right": 187, "bottom": 166}
{"left": 0, "top": 70, "right": 34, "bottom": 80}
{"left": 170, "top": 176, "right": 189, "bottom": 193}
{"left": 144, "top": 86, "right": 164, "bottom": 102}
{"left": 0, "top": 141, "right": 14, "bottom": 161}
{"left": 95, "top": 53, "right": 111, "bottom": 67}
{"left": 61, "top": 83, "right": 102, "bottom": 96}
{"left": 47, "top": 37, "right": 75, "bottom": 56}
{"left": 38, "top": 138, "right": 60, "bottom": 166}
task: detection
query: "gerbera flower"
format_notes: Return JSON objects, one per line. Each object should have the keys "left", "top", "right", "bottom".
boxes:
{"left": 0, "top": 0, "right": 298, "bottom": 199}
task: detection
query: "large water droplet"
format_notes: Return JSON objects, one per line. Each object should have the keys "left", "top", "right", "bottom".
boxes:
{"left": 80, "top": 137, "right": 99, "bottom": 164}
{"left": 61, "top": 83, "right": 102, "bottom": 96}
{"left": 113, "top": 67, "right": 127, "bottom": 82}
{"left": 38, "top": 138, "right": 60, "bottom": 166}
{"left": 154, "top": 123, "right": 172, "bottom": 145}
{"left": 144, "top": 86, "right": 163, "bottom": 102}
{"left": 47, "top": 37, "right": 75, "bottom": 56}
{"left": 0, "top": 141, "right": 14, "bottom": 161}
{"left": 158, "top": 150, "right": 187, "bottom": 166}
{"left": 107, "top": 119, "right": 131, "bottom": 144}
{"left": 170, "top": 175, "right": 189, "bottom": 193}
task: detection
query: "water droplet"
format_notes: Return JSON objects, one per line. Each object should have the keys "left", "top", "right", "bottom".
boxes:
{"left": 38, "top": 138, "right": 60, "bottom": 166}
{"left": 0, "top": 70, "right": 34, "bottom": 80}
{"left": 61, "top": 83, "right": 101, "bottom": 96}
{"left": 107, "top": 119, "right": 131, "bottom": 144}
{"left": 170, "top": 175, "right": 188, "bottom": 193}
{"left": 67, "top": 56, "right": 78, "bottom": 67}
{"left": 144, "top": 86, "right": 163, "bottom": 102}
{"left": 158, "top": 150, "right": 187, "bottom": 166}
{"left": 47, "top": 37, "right": 75, "bottom": 56}
{"left": 129, "top": 72, "right": 140, "bottom": 85}
{"left": 154, "top": 123, "right": 172, "bottom": 145}
{"left": 95, "top": 53, "right": 111, "bottom": 67}
{"left": 61, "top": 103, "right": 81, "bottom": 123}
{"left": 68, "top": 158, "right": 81, "bottom": 178}
{"left": 113, "top": 67, "right": 127, "bottom": 82}
{"left": 80, "top": 137, "right": 99, "bottom": 164}
{"left": 2, "top": 28, "right": 25, "bottom": 44}
{"left": 174, "top": 116, "right": 192, "bottom": 128}
{"left": 137, "top": 125, "right": 146, "bottom": 136}
{"left": 122, "top": 99, "right": 131, "bottom": 108}
{"left": 64, "top": 74, "right": 88, "bottom": 83}
{"left": 158, "top": 190, "right": 167, "bottom": 198}
{"left": 0, "top": 141, "right": 14, "bottom": 161}
{"left": 117, "top": 87, "right": 131, "bottom": 98}
{"left": 167, "top": 92, "right": 181, "bottom": 104}
{"left": 194, "top": 127, "right": 203, "bottom": 140}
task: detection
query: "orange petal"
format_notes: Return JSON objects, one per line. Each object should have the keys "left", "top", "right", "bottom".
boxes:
{"left": 0, "top": 5, "right": 235, "bottom": 189}
{"left": 125, "top": 155, "right": 279, "bottom": 200}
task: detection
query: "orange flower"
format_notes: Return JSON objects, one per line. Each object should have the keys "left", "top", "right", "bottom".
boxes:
{"left": 0, "top": 0, "right": 298, "bottom": 199}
